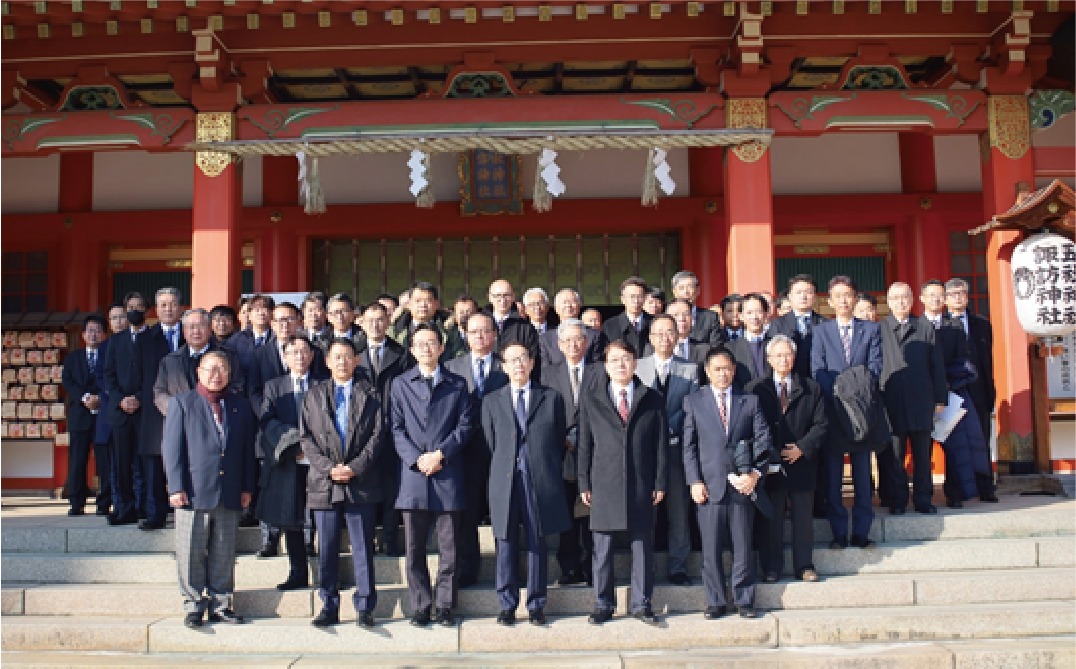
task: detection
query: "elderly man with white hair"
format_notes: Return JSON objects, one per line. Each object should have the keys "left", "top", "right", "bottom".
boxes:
{"left": 538, "top": 288, "right": 606, "bottom": 367}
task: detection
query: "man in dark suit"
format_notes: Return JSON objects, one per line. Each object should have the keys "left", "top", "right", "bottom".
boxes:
{"left": 481, "top": 342, "right": 571, "bottom": 626}
{"left": 388, "top": 281, "right": 466, "bottom": 362}
{"left": 539, "top": 288, "right": 606, "bottom": 367}
{"left": 300, "top": 291, "right": 333, "bottom": 351}
{"left": 152, "top": 308, "right": 244, "bottom": 531}
{"left": 391, "top": 324, "right": 477, "bottom": 627}
{"left": 670, "top": 270, "right": 723, "bottom": 346}
{"left": 324, "top": 293, "right": 367, "bottom": 353}
{"left": 356, "top": 302, "right": 410, "bottom": 557}
{"left": 98, "top": 303, "right": 129, "bottom": 516}
{"left": 301, "top": 338, "right": 386, "bottom": 629}
{"left": 103, "top": 292, "right": 149, "bottom": 525}
{"left": 578, "top": 340, "right": 667, "bottom": 626}
{"left": 945, "top": 277, "right": 998, "bottom": 501}
{"left": 880, "top": 282, "right": 947, "bottom": 516}
{"left": 721, "top": 295, "right": 745, "bottom": 341}
{"left": 747, "top": 335, "right": 828, "bottom": 583}
{"left": 635, "top": 314, "right": 699, "bottom": 585}
{"left": 540, "top": 318, "right": 601, "bottom": 587}
{"left": 162, "top": 350, "right": 256, "bottom": 629}
{"left": 209, "top": 305, "right": 240, "bottom": 347}
{"left": 768, "top": 274, "right": 828, "bottom": 517}
{"left": 256, "top": 334, "right": 328, "bottom": 592}
{"left": 444, "top": 312, "right": 508, "bottom": 587}
{"left": 602, "top": 276, "right": 652, "bottom": 356}
{"left": 62, "top": 314, "right": 110, "bottom": 516}
{"left": 488, "top": 279, "right": 541, "bottom": 381}
{"left": 684, "top": 347, "right": 773, "bottom": 620}
{"left": 726, "top": 293, "right": 772, "bottom": 389}
{"left": 811, "top": 276, "right": 884, "bottom": 549}
{"left": 665, "top": 298, "right": 714, "bottom": 371}
{"left": 230, "top": 294, "right": 276, "bottom": 386}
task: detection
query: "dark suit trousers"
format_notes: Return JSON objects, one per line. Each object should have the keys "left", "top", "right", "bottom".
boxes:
{"left": 402, "top": 509, "right": 460, "bottom": 611}
{"left": 380, "top": 449, "right": 401, "bottom": 550}
{"left": 699, "top": 485, "right": 756, "bottom": 609}
{"left": 314, "top": 502, "right": 378, "bottom": 614}
{"left": 760, "top": 488, "right": 814, "bottom": 577}
{"left": 556, "top": 479, "right": 592, "bottom": 577}
{"left": 973, "top": 403, "right": 996, "bottom": 497}
{"left": 826, "top": 449, "right": 874, "bottom": 540}
{"left": 885, "top": 431, "right": 934, "bottom": 511}
{"left": 458, "top": 444, "right": 490, "bottom": 584}
{"left": 66, "top": 428, "right": 95, "bottom": 509}
{"left": 111, "top": 419, "right": 141, "bottom": 518}
{"left": 143, "top": 454, "right": 169, "bottom": 524}
{"left": 813, "top": 457, "right": 829, "bottom": 517}
{"left": 93, "top": 436, "right": 113, "bottom": 512}
{"left": 496, "top": 468, "right": 548, "bottom": 612}
{"left": 592, "top": 529, "right": 653, "bottom": 613}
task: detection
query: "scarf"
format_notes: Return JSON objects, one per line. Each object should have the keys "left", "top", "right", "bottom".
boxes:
{"left": 197, "top": 382, "right": 227, "bottom": 423}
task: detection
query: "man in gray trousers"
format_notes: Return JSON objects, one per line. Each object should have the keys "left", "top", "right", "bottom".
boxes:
{"left": 162, "top": 350, "right": 256, "bottom": 629}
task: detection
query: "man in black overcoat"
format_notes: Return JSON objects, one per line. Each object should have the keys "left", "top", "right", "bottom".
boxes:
{"left": 482, "top": 342, "right": 571, "bottom": 626}
{"left": 61, "top": 313, "right": 110, "bottom": 516}
{"left": 747, "top": 335, "right": 828, "bottom": 583}
{"left": 577, "top": 340, "right": 667, "bottom": 626}
{"left": 880, "top": 282, "right": 947, "bottom": 515}
{"left": 601, "top": 276, "right": 653, "bottom": 355}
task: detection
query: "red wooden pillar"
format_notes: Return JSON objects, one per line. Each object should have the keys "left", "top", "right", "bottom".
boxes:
{"left": 898, "top": 133, "right": 947, "bottom": 290}
{"left": 57, "top": 153, "right": 97, "bottom": 312}
{"left": 191, "top": 112, "right": 242, "bottom": 309}
{"left": 980, "top": 95, "right": 1037, "bottom": 472}
{"left": 260, "top": 156, "right": 300, "bottom": 292}
{"left": 723, "top": 100, "right": 775, "bottom": 296}
{"left": 688, "top": 147, "right": 727, "bottom": 306}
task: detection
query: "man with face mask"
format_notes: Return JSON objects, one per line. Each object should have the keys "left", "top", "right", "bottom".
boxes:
{"left": 103, "top": 291, "right": 149, "bottom": 525}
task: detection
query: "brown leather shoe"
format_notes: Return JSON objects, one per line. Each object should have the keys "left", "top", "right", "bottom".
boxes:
{"left": 798, "top": 569, "right": 820, "bottom": 582}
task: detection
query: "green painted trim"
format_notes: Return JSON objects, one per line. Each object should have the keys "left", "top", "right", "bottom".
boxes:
{"left": 109, "top": 112, "right": 188, "bottom": 145}
{"left": 1029, "top": 90, "right": 1076, "bottom": 129}
{"left": 619, "top": 98, "right": 718, "bottom": 129}
{"left": 825, "top": 115, "right": 935, "bottom": 128}
{"left": 243, "top": 105, "right": 338, "bottom": 139}
{"left": 299, "top": 119, "right": 660, "bottom": 139}
{"left": 2, "top": 115, "right": 66, "bottom": 149}
{"left": 444, "top": 72, "right": 517, "bottom": 99}
{"left": 36, "top": 134, "right": 142, "bottom": 149}
{"left": 773, "top": 94, "right": 857, "bottom": 129}
{"left": 899, "top": 92, "right": 979, "bottom": 127}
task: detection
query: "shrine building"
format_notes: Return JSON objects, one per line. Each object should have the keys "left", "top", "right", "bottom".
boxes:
{"left": 1, "top": 0, "right": 1074, "bottom": 483}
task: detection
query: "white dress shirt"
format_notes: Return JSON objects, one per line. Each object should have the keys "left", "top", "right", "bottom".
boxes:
{"left": 609, "top": 380, "right": 633, "bottom": 409}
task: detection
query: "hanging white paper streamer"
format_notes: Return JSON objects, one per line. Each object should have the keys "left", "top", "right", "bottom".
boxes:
{"left": 539, "top": 148, "right": 566, "bottom": 197}
{"left": 408, "top": 149, "right": 429, "bottom": 197}
{"left": 296, "top": 150, "right": 325, "bottom": 215}
{"left": 654, "top": 147, "right": 676, "bottom": 195}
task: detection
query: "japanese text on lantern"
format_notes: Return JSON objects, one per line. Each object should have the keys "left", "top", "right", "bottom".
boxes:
{"left": 1029, "top": 241, "right": 1076, "bottom": 326}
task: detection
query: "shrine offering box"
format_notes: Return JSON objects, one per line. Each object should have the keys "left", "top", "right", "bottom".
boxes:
{"left": 8, "top": 386, "right": 23, "bottom": 400}
{"left": 41, "top": 384, "right": 59, "bottom": 401}
{"left": 32, "top": 404, "right": 49, "bottom": 420}
{"left": 1, "top": 402, "right": 16, "bottom": 419}
{"left": 3, "top": 331, "right": 17, "bottom": 347}
{"left": 43, "top": 349, "right": 60, "bottom": 364}
{"left": 2, "top": 369, "right": 14, "bottom": 384}
{"left": 1, "top": 350, "right": 8, "bottom": 365}
{"left": 34, "top": 332, "right": 49, "bottom": 348}
{"left": 0, "top": 423, "right": 7, "bottom": 437}
{"left": 24, "top": 385, "right": 40, "bottom": 401}
{"left": 50, "top": 366, "right": 63, "bottom": 383}
{"left": 16, "top": 403, "right": 32, "bottom": 420}
{"left": 17, "top": 367, "right": 33, "bottom": 384}
{"left": 9, "top": 423, "right": 25, "bottom": 438}
{"left": 17, "top": 332, "right": 34, "bottom": 348}
{"left": 51, "top": 332, "right": 68, "bottom": 348}
{"left": 41, "top": 423, "right": 57, "bottom": 438}
{"left": 54, "top": 431, "right": 69, "bottom": 446}
{"left": 34, "top": 367, "right": 50, "bottom": 384}
{"left": 26, "top": 350, "right": 43, "bottom": 365}
{"left": 26, "top": 423, "right": 41, "bottom": 438}
{"left": 9, "top": 349, "right": 25, "bottom": 366}
{"left": 50, "top": 403, "right": 66, "bottom": 420}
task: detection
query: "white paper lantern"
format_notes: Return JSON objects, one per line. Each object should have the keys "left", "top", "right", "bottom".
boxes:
{"left": 1011, "top": 232, "right": 1076, "bottom": 336}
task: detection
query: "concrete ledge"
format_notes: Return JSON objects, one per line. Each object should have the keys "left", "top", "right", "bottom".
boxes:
{"left": 293, "top": 652, "right": 623, "bottom": 668}
{"left": 882, "top": 503, "right": 1075, "bottom": 542}
{"left": 619, "top": 643, "right": 954, "bottom": 668}
{"left": 946, "top": 636, "right": 1076, "bottom": 668}
{"left": 21, "top": 584, "right": 314, "bottom": 618}
{"left": 0, "top": 615, "right": 153, "bottom": 652}
{"left": 1, "top": 528, "right": 66, "bottom": 553}
{"left": 0, "top": 652, "right": 300, "bottom": 667}
{"left": 774, "top": 600, "right": 1076, "bottom": 646}
{"left": 2, "top": 586, "right": 25, "bottom": 614}
{"left": 459, "top": 613, "right": 776, "bottom": 652}
{"left": 1037, "top": 537, "right": 1076, "bottom": 567}
{"left": 913, "top": 568, "right": 1076, "bottom": 606}
{"left": 147, "top": 616, "right": 459, "bottom": 654}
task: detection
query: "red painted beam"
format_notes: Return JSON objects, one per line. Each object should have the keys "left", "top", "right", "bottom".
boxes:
{"left": 1033, "top": 146, "right": 1076, "bottom": 177}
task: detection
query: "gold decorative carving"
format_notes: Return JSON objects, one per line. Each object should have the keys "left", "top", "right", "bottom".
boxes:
{"left": 195, "top": 112, "right": 235, "bottom": 177}
{"left": 986, "top": 95, "right": 1030, "bottom": 161}
{"left": 794, "top": 245, "right": 830, "bottom": 255}
{"left": 727, "top": 99, "right": 769, "bottom": 163}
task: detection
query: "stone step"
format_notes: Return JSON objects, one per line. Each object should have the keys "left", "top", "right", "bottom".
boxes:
{"left": 3, "top": 637, "right": 1076, "bottom": 669}
{"left": 5, "top": 567, "right": 1073, "bottom": 619}
{"left": 3, "top": 536, "right": 1071, "bottom": 587}
{"left": 2, "top": 601, "right": 1072, "bottom": 654}
{"left": 4, "top": 497, "right": 1071, "bottom": 554}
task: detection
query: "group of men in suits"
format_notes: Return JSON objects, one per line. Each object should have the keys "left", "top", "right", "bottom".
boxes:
{"left": 60, "top": 265, "right": 999, "bottom": 628}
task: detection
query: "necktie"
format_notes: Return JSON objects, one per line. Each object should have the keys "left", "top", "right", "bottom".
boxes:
{"left": 718, "top": 390, "right": 728, "bottom": 431}
{"left": 634, "top": 319, "right": 641, "bottom": 334}
{"left": 255, "top": 334, "right": 265, "bottom": 348}
{"left": 334, "top": 385, "right": 348, "bottom": 445}
{"left": 570, "top": 366, "right": 581, "bottom": 403}
{"left": 679, "top": 341, "right": 688, "bottom": 360}
{"left": 425, "top": 375, "right": 435, "bottom": 398}
{"left": 87, "top": 349, "right": 96, "bottom": 373}
{"left": 476, "top": 358, "right": 486, "bottom": 396}
{"left": 209, "top": 399, "right": 224, "bottom": 434}
{"left": 295, "top": 378, "right": 307, "bottom": 432}
{"left": 779, "top": 381, "right": 789, "bottom": 414}
{"left": 166, "top": 328, "right": 176, "bottom": 352}
{"left": 840, "top": 325, "right": 852, "bottom": 364}
{"left": 729, "top": 329, "right": 739, "bottom": 341}
{"left": 374, "top": 345, "right": 382, "bottom": 374}
{"left": 798, "top": 315, "right": 810, "bottom": 336}
{"left": 932, "top": 317, "right": 941, "bottom": 330}
{"left": 515, "top": 389, "right": 527, "bottom": 436}
{"left": 617, "top": 389, "right": 629, "bottom": 425}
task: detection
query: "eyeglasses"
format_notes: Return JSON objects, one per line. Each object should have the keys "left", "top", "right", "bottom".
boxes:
{"left": 413, "top": 341, "right": 440, "bottom": 350}
{"left": 272, "top": 317, "right": 298, "bottom": 324}
{"left": 504, "top": 356, "right": 531, "bottom": 366}
{"left": 467, "top": 328, "right": 495, "bottom": 336}
{"left": 606, "top": 356, "right": 634, "bottom": 365}
{"left": 490, "top": 293, "right": 513, "bottom": 300}
{"left": 200, "top": 366, "right": 228, "bottom": 375}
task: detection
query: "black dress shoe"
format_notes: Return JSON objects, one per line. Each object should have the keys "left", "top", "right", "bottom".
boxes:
{"left": 95, "top": 507, "right": 111, "bottom": 517}
{"left": 762, "top": 572, "right": 779, "bottom": 583}
{"left": 704, "top": 606, "right": 728, "bottom": 620}
{"left": 305, "top": 543, "right": 318, "bottom": 556}
{"left": 980, "top": 494, "right": 999, "bottom": 503}
{"left": 255, "top": 546, "right": 278, "bottom": 559}
{"left": 889, "top": 506, "right": 906, "bottom": 515}
{"left": 138, "top": 519, "right": 165, "bottom": 531}
{"left": 556, "top": 570, "right": 586, "bottom": 586}
{"left": 529, "top": 609, "right": 546, "bottom": 626}
{"left": 435, "top": 608, "right": 455, "bottom": 627}
{"left": 312, "top": 609, "right": 339, "bottom": 627}
{"left": 588, "top": 609, "right": 614, "bottom": 625}
{"left": 915, "top": 505, "right": 938, "bottom": 514}
{"left": 68, "top": 507, "right": 85, "bottom": 516}
{"left": 356, "top": 611, "right": 375, "bottom": 629}
{"left": 457, "top": 575, "right": 478, "bottom": 589}
{"left": 410, "top": 608, "right": 431, "bottom": 627}
{"left": 947, "top": 499, "right": 964, "bottom": 509}
{"left": 739, "top": 606, "right": 760, "bottom": 619}
{"left": 496, "top": 610, "right": 516, "bottom": 626}
{"left": 108, "top": 512, "right": 138, "bottom": 526}
{"left": 668, "top": 572, "right": 692, "bottom": 586}
{"left": 238, "top": 515, "right": 259, "bottom": 528}
{"left": 829, "top": 538, "right": 848, "bottom": 549}
{"left": 385, "top": 545, "right": 404, "bottom": 557}
{"left": 276, "top": 577, "right": 309, "bottom": 591}
{"left": 183, "top": 612, "right": 203, "bottom": 629}
{"left": 208, "top": 609, "right": 246, "bottom": 624}
{"left": 849, "top": 535, "right": 875, "bottom": 549}
{"left": 633, "top": 608, "right": 659, "bottom": 625}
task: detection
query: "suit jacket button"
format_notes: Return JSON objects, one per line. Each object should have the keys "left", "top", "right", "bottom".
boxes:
{"left": 219, "top": 470, "right": 225, "bottom": 475}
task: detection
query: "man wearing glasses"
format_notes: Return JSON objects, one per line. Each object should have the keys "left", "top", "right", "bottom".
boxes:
{"left": 488, "top": 279, "right": 541, "bottom": 381}
{"left": 445, "top": 312, "right": 509, "bottom": 587}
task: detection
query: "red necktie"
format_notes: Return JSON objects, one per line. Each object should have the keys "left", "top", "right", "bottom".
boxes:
{"left": 779, "top": 382, "right": 789, "bottom": 414}
{"left": 617, "top": 389, "right": 630, "bottom": 425}
{"left": 718, "top": 390, "right": 728, "bottom": 430}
